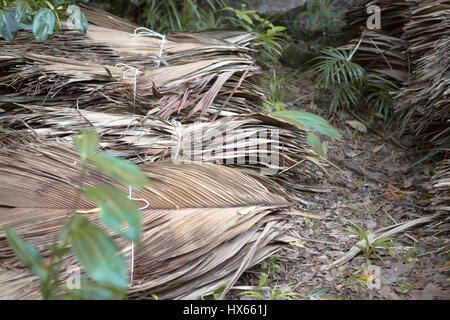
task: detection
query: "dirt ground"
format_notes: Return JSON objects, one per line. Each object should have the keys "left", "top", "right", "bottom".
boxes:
{"left": 232, "top": 67, "right": 449, "bottom": 300}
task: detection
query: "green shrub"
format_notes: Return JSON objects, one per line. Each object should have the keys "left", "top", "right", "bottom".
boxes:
{"left": 0, "top": 0, "right": 89, "bottom": 44}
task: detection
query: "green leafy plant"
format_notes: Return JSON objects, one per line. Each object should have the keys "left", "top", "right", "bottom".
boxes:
{"left": 4, "top": 130, "right": 150, "bottom": 299}
{"left": 202, "top": 284, "right": 226, "bottom": 300}
{"left": 240, "top": 283, "right": 301, "bottom": 300}
{"left": 344, "top": 219, "right": 399, "bottom": 266}
{"left": 258, "top": 257, "right": 280, "bottom": 287}
{"left": 342, "top": 272, "right": 368, "bottom": 296}
{"left": 364, "top": 74, "right": 399, "bottom": 124}
{"left": 310, "top": 48, "right": 398, "bottom": 122}
{"left": 270, "top": 109, "right": 341, "bottom": 158}
{"left": 238, "top": 257, "right": 301, "bottom": 300}
{"left": 398, "top": 280, "right": 412, "bottom": 296}
{"left": 0, "top": 0, "right": 89, "bottom": 44}
{"left": 221, "top": 4, "right": 288, "bottom": 64}
{"left": 270, "top": 110, "right": 342, "bottom": 140}
{"left": 310, "top": 48, "right": 365, "bottom": 113}
{"left": 262, "top": 70, "right": 297, "bottom": 112}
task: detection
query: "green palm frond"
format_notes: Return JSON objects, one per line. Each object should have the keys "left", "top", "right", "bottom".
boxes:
{"left": 330, "top": 83, "right": 362, "bottom": 113}
{"left": 310, "top": 48, "right": 366, "bottom": 88}
{"left": 364, "top": 74, "right": 399, "bottom": 121}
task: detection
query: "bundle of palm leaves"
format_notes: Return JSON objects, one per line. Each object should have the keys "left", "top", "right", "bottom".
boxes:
{"left": 395, "top": 1, "right": 450, "bottom": 146}
{"left": 0, "top": 4, "right": 330, "bottom": 300}
{"left": 345, "top": 0, "right": 413, "bottom": 38}
{"left": 0, "top": 140, "right": 302, "bottom": 299}
{"left": 431, "top": 158, "right": 450, "bottom": 214}
{"left": 342, "top": 0, "right": 410, "bottom": 83}
{"left": 343, "top": 0, "right": 450, "bottom": 146}
{"left": 340, "top": 30, "right": 408, "bottom": 83}
{"left": 0, "top": 4, "right": 264, "bottom": 122}
{"left": 1, "top": 104, "right": 326, "bottom": 188}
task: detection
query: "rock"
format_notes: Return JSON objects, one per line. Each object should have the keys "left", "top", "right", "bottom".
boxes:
{"left": 223, "top": 0, "right": 306, "bottom": 15}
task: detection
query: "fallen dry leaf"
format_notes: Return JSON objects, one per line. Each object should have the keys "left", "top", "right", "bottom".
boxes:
{"left": 384, "top": 184, "right": 403, "bottom": 201}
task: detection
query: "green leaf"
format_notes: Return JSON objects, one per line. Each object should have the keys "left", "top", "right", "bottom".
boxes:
{"left": 15, "top": 2, "right": 33, "bottom": 30}
{"left": 88, "top": 153, "right": 151, "bottom": 189}
{"left": 84, "top": 185, "right": 142, "bottom": 242}
{"left": 0, "top": 126, "right": 14, "bottom": 134}
{"left": 73, "top": 130, "right": 99, "bottom": 160}
{"left": 307, "top": 132, "right": 325, "bottom": 157}
{"left": 4, "top": 227, "right": 48, "bottom": 281}
{"left": 32, "top": 8, "right": 56, "bottom": 42}
{"left": 0, "top": 9, "right": 18, "bottom": 44}
{"left": 344, "top": 219, "right": 369, "bottom": 244}
{"left": 63, "top": 215, "right": 127, "bottom": 289}
{"left": 259, "top": 272, "right": 268, "bottom": 287}
{"left": 270, "top": 110, "right": 342, "bottom": 140}
{"left": 66, "top": 5, "right": 89, "bottom": 34}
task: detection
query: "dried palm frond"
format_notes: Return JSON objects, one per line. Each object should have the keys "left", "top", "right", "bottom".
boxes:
{"left": 1, "top": 104, "right": 326, "bottom": 185}
{"left": 340, "top": 30, "right": 409, "bottom": 82}
{"left": 0, "top": 49, "right": 264, "bottom": 121}
{"left": 78, "top": 3, "right": 256, "bottom": 46}
{"left": 431, "top": 158, "right": 450, "bottom": 214}
{"left": 0, "top": 141, "right": 301, "bottom": 299}
{"left": 0, "top": 6, "right": 263, "bottom": 122}
{"left": 395, "top": 1, "right": 450, "bottom": 145}
{"left": 345, "top": 0, "right": 413, "bottom": 38}
{"left": 343, "top": 1, "right": 411, "bottom": 82}
{"left": 78, "top": 3, "right": 139, "bottom": 33}
{"left": 344, "top": 0, "right": 450, "bottom": 146}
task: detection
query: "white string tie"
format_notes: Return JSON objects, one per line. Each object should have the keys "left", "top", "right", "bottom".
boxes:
{"left": 115, "top": 63, "right": 143, "bottom": 105}
{"left": 131, "top": 27, "right": 167, "bottom": 68}
{"left": 171, "top": 119, "right": 183, "bottom": 162}
{"left": 128, "top": 185, "right": 149, "bottom": 285}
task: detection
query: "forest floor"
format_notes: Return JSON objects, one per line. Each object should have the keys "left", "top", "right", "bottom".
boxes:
{"left": 232, "top": 66, "right": 449, "bottom": 300}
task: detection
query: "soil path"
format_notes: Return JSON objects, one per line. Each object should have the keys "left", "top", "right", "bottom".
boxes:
{"left": 234, "top": 68, "right": 449, "bottom": 300}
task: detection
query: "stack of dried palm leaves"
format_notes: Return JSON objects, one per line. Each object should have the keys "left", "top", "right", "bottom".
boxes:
{"left": 341, "top": 30, "right": 409, "bottom": 83}
{"left": 344, "top": 0, "right": 450, "bottom": 146}
{"left": 1, "top": 103, "right": 325, "bottom": 186}
{"left": 0, "top": 4, "right": 326, "bottom": 186}
{"left": 395, "top": 1, "right": 450, "bottom": 146}
{"left": 431, "top": 158, "right": 450, "bottom": 215}
{"left": 0, "top": 140, "right": 303, "bottom": 299}
{"left": 345, "top": 0, "right": 412, "bottom": 38}
{"left": 342, "top": 0, "right": 411, "bottom": 82}
{"left": 0, "top": 4, "right": 264, "bottom": 122}
{"left": 0, "top": 5, "right": 327, "bottom": 300}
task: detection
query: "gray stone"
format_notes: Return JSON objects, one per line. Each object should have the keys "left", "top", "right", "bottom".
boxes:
{"left": 224, "top": 0, "right": 306, "bottom": 15}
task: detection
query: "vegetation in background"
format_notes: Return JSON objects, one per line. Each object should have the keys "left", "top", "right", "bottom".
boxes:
{"left": 310, "top": 48, "right": 399, "bottom": 125}
{"left": 221, "top": 4, "right": 288, "bottom": 64}
{"left": 279, "top": 0, "right": 347, "bottom": 68}
{"left": 295, "top": 0, "right": 345, "bottom": 47}
{"left": 129, "top": 0, "right": 226, "bottom": 32}
{"left": 5, "top": 130, "right": 150, "bottom": 299}
{"left": 0, "top": 0, "right": 89, "bottom": 43}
